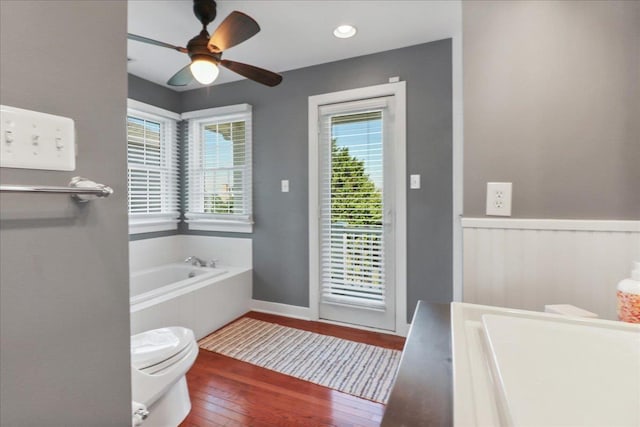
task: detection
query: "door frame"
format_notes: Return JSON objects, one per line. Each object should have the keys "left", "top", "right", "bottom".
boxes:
{"left": 308, "top": 81, "right": 407, "bottom": 336}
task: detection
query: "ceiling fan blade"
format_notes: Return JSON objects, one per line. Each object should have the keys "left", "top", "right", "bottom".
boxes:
{"left": 220, "top": 60, "right": 282, "bottom": 87}
{"left": 167, "top": 64, "right": 194, "bottom": 86}
{"left": 208, "top": 11, "right": 260, "bottom": 53}
{"left": 128, "top": 33, "right": 188, "bottom": 53}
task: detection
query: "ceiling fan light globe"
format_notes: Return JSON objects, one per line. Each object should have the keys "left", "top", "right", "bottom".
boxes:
{"left": 190, "top": 59, "right": 219, "bottom": 85}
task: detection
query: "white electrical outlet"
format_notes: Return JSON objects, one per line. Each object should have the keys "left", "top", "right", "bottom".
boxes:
{"left": 281, "top": 179, "right": 289, "bottom": 193}
{"left": 486, "top": 182, "right": 512, "bottom": 216}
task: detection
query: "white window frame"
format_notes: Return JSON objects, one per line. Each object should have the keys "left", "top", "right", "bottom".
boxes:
{"left": 127, "top": 99, "right": 181, "bottom": 234}
{"left": 183, "top": 103, "right": 253, "bottom": 233}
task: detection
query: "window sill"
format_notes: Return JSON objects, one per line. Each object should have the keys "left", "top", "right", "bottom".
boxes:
{"left": 129, "top": 218, "right": 179, "bottom": 235}
{"left": 185, "top": 218, "right": 253, "bottom": 233}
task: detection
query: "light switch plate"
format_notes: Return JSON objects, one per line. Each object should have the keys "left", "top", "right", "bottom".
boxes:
{"left": 410, "top": 174, "right": 421, "bottom": 189}
{"left": 281, "top": 179, "right": 289, "bottom": 192}
{"left": 1, "top": 104, "right": 75, "bottom": 171}
{"left": 486, "top": 182, "right": 512, "bottom": 216}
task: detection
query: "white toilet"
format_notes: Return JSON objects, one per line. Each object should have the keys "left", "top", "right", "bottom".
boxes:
{"left": 131, "top": 327, "right": 199, "bottom": 427}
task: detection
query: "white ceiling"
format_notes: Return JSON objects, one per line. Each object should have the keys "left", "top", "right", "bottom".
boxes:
{"left": 128, "top": 0, "right": 460, "bottom": 91}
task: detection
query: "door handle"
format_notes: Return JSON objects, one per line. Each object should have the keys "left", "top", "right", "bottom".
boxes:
{"left": 383, "top": 209, "right": 393, "bottom": 226}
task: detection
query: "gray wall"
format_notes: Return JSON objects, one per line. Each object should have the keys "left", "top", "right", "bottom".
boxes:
{"left": 179, "top": 40, "right": 453, "bottom": 320}
{"left": 463, "top": 0, "right": 640, "bottom": 219}
{"left": 128, "top": 73, "right": 181, "bottom": 115}
{"left": 0, "top": 2, "right": 131, "bottom": 426}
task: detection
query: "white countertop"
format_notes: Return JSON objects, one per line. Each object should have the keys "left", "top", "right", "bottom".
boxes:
{"left": 452, "top": 302, "right": 640, "bottom": 427}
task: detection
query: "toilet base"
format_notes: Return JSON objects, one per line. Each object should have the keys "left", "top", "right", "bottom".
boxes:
{"left": 143, "top": 376, "right": 191, "bottom": 427}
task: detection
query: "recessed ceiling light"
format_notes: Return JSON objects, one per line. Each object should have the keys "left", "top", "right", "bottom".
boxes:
{"left": 333, "top": 24, "right": 357, "bottom": 39}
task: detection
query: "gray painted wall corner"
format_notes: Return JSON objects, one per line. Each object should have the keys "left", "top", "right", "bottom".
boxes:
{"left": 128, "top": 73, "right": 182, "bottom": 113}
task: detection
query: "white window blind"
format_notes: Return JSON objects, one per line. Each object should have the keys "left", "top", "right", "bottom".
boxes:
{"left": 319, "top": 103, "right": 387, "bottom": 309}
{"left": 184, "top": 104, "right": 252, "bottom": 233}
{"left": 127, "top": 102, "right": 179, "bottom": 233}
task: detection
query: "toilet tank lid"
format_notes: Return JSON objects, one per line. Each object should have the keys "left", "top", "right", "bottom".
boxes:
{"left": 131, "top": 327, "right": 195, "bottom": 370}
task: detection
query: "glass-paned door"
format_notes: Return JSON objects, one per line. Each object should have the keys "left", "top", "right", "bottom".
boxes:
{"left": 317, "top": 96, "right": 396, "bottom": 331}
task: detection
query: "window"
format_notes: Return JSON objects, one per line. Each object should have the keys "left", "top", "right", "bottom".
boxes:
{"left": 184, "top": 104, "right": 252, "bottom": 233}
{"left": 321, "top": 109, "right": 386, "bottom": 308}
{"left": 127, "top": 100, "right": 180, "bottom": 234}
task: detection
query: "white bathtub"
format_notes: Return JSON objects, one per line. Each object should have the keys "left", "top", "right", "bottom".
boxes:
{"left": 130, "top": 263, "right": 227, "bottom": 305}
{"left": 130, "top": 263, "right": 251, "bottom": 340}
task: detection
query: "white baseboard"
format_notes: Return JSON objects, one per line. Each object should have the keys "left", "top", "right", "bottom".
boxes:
{"left": 250, "top": 299, "right": 311, "bottom": 320}
{"left": 250, "top": 299, "right": 410, "bottom": 337}
{"left": 315, "top": 317, "right": 411, "bottom": 337}
{"left": 397, "top": 322, "right": 411, "bottom": 337}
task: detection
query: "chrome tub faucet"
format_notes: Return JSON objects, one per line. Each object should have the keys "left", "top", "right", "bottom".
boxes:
{"left": 184, "top": 256, "right": 206, "bottom": 267}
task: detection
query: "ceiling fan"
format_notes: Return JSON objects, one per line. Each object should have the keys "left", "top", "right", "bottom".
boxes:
{"left": 128, "top": 0, "right": 282, "bottom": 87}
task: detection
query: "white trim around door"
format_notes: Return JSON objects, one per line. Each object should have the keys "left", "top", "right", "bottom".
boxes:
{"left": 308, "top": 81, "right": 407, "bottom": 336}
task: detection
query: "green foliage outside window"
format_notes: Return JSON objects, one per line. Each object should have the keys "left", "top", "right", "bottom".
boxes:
{"left": 330, "top": 139, "right": 382, "bottom": 227}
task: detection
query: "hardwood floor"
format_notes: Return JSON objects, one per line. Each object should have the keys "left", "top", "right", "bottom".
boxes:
{"left": 180, "top": 312, "right": 406, "bottom": 427}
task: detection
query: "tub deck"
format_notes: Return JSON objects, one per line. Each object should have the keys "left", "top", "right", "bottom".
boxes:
{"left": 130, "top": 266, "right": 252, "bottom": 340}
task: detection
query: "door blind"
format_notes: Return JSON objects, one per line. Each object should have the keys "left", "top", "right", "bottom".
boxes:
{"left": 126, "top": 114, "right": 179, "bottom": 217}
{"left": 186, "top": 112, "right": 252, "bottom": 220}
{"left": 319, "top": 108, "right": 386, "bottom": 309}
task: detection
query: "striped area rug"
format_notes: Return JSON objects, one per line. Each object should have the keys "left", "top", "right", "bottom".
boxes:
{"left": 198, "top": 318, "right": 401, "bottom": 404}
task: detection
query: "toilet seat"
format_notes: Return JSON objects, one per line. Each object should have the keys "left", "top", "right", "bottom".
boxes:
{"left": 131, "top": 326, "right": 199, "bottom": 425}
{"left": 131, "top": 327, "right": 195, "bottom": 372}
{"left": 139, "top": 341, "right": 195, "bottom": 375}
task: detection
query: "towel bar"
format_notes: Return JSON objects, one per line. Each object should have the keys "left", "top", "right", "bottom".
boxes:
{"left": 0, "top": 176, "right": 113, "bottom": 202}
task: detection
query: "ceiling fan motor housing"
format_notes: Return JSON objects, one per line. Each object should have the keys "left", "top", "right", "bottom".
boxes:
{"left": 187, "top": 30, "right": 221, "bottom": 63}
{"left": 193, "top": 0, "right": 217, "bottom": 27}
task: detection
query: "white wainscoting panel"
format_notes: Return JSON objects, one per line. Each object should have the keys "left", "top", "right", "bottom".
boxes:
{"left": 129, "top": 235, "right": 183, "bottom": 271}
{"left": 129, "top": 235, "right": 252, "bottom": 272}
{"left": 182, "top": 235, "right": 252, "bottom": 268}
{"left": 462, "top": 219, "right": 640, "bottom": 320}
